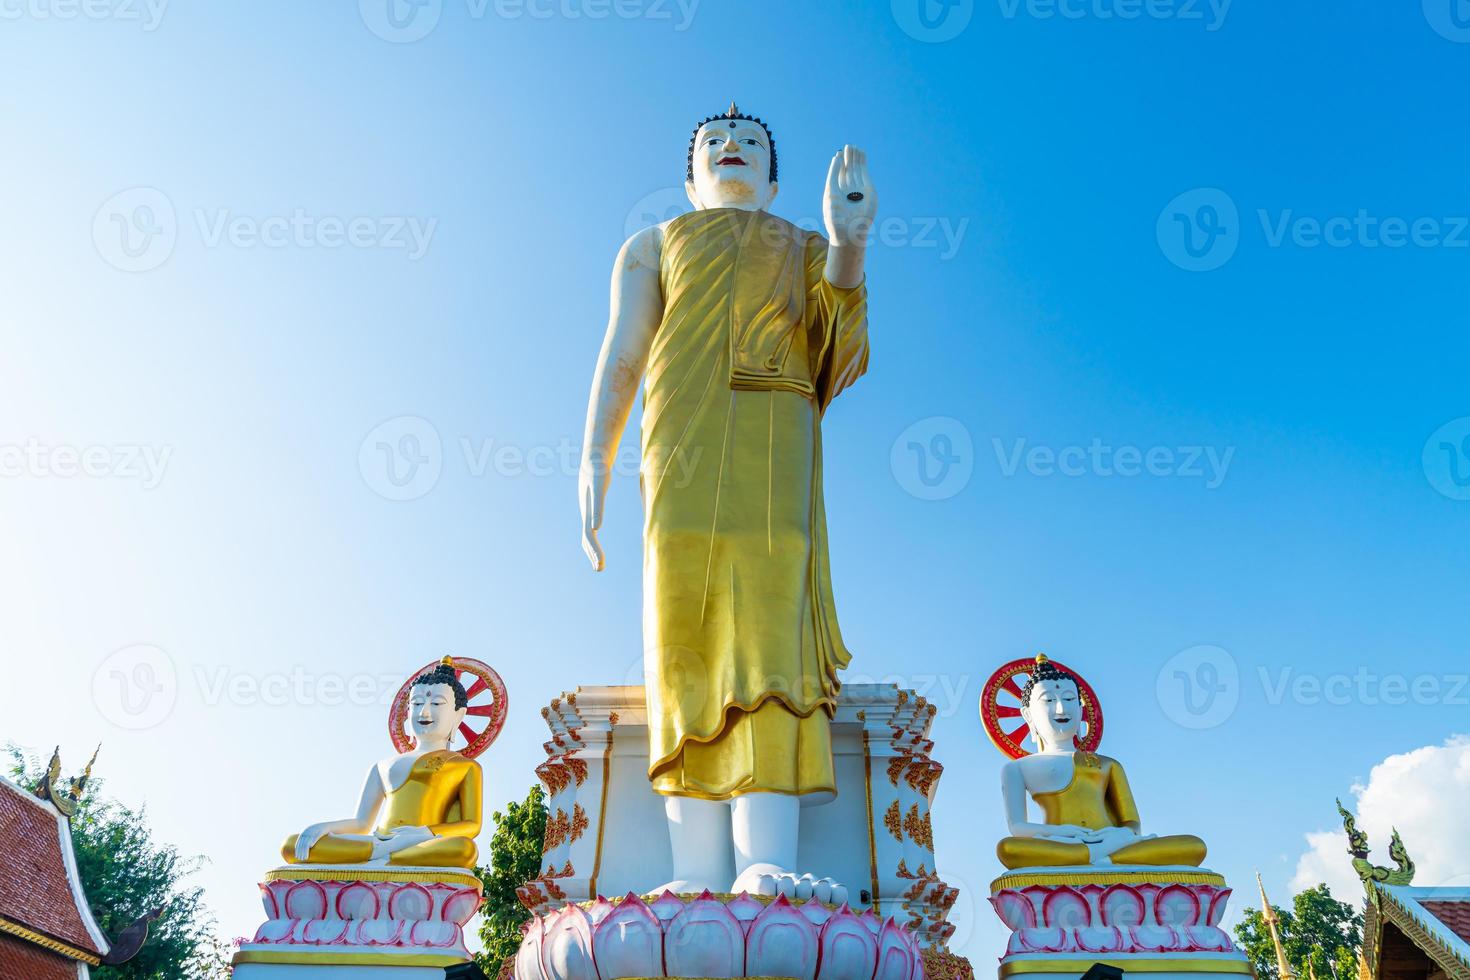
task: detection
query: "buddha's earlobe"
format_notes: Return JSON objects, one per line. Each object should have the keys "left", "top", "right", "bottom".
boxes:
{"left": 685, "top": 180, "right": 702, "bottom": 210}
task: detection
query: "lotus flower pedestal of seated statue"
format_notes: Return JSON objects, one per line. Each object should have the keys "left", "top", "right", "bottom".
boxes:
{"left": 982, "top": 656, "right": 1252, "bottom": 980}
{"left": 232, "top": 658, "right": 505, "bottom": 978}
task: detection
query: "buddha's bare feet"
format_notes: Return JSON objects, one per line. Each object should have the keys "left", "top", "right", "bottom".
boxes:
{"left": 646, "top": 879, "right": 722, "bottom": 896}
{"left": 732, "top": 863, "right": 848, "bottom": 905}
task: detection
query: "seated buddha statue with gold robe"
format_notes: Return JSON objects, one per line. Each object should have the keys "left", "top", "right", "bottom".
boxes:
{"left": 281, "top": 659, "right": 482, "bottom": 870}
{"left": 997, "top": 657, "right": 1206, "bottom": 870}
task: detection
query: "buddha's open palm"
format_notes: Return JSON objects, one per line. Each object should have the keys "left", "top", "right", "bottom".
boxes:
{"left": 823, "top": 145, "right": 877, "bottom": 248}
{"left": 294, "top": 823, "right": 332, "bottom": 862}
{"left": 370, "top": 825, "right": 434, "bottom": 861}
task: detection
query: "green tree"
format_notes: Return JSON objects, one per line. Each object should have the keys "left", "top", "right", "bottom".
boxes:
{"left": 7, "top": 747, "right": 230, "bottom": 979}
{"left": 1234, "top": 883, "right": 1363, "bottom": 980}
{"left": 476, "top": 784, "right": 548, "bottom": 978}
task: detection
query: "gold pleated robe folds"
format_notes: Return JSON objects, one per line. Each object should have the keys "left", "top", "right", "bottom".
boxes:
{"left": 642, "top": 207, "right": 869, "bottom": 801}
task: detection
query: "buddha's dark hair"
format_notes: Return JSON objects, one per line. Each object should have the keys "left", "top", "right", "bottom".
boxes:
{"left": 686, "top": 105, "right": 778, "bottom": 184}
{"left": 1021, "top": 658, "right": 1082, "bottom": 707}
{"left": 412, "top": 662, "right": 468, "bottom": 710}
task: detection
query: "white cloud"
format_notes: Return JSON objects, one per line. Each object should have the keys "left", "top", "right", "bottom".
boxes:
{"left": 1292, "top": 735, "right": 1470, "bottom": 899}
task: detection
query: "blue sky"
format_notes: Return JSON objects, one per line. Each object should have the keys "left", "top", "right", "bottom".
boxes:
{"left": 3, "top": 0, "right": 1469, "bottom": 961}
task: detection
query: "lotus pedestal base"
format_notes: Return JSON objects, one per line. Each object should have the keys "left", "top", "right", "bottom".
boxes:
{"left": 230, "top": 865, "right": 483, "bottom": 978}
{"left": 514, "top": 890, "right": 927, "bottom": 980}
{"left": 988, "top": 867, "right": 1252, "bottom": 980}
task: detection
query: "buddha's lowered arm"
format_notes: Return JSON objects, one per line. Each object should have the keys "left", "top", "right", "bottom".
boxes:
{"left": 291, "top": 766, "right": 386, "bottom": 862}
{"left": 578, "top": 226, "right": 664, "bottom": 572}
{"left": 427, "top": 762, "right": 483, "bottom": 840}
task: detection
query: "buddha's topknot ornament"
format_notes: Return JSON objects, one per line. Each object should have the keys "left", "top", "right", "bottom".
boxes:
{"left": 686, "top": 102, "right": 778, "bottom": 183}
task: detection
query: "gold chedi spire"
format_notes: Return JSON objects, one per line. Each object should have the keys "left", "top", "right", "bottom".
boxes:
{"left": 1257, "top": 872, "right": 1296, "bottom": 980}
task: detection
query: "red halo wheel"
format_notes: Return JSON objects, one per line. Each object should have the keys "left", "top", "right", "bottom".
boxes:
{"left": 980, "top": 656, "right": 1103, "bottom": 759}
{"left": 389, "top": 657, "right": 507, "bottom": 759}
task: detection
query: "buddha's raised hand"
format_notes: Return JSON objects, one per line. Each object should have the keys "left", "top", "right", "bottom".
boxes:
{"left": 822, "top": 145, "right": 877, "bottom": 249}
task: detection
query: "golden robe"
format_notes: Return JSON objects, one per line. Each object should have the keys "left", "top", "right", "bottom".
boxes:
{"left": 281, "top": 750, "right": 482, "bottom": 869}
{"left": 995, "top": 752, "right": 1206, "bottom": 869}
{"left": 643, "top": 208, "right": 869, "bottom": 801}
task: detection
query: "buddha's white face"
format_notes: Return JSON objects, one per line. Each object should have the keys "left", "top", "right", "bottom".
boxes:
{"left": 686, "top": 119, "right": 777, "bottom": 211}
{"left": 1021, "top": 678, "right": 1082, "bottom": 753}
{"left": 409, "top": 682, "right": 466, "bottom": 747}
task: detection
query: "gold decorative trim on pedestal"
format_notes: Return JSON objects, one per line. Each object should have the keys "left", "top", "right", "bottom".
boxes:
{"left": 1000, "top": 959, "right": 1253, "bottom": 977}
{"left": 0, "top": 915, "right": 101, "bottom": 965}
{"left": 262, "top": 867, "right": 482, "bottom": 887}
{"left": 588, "top": 724, "right": 614, "bottom": 897}
{"left": 990, "top": 869, "right": 1227, "bottom": 892}
{"left": 862, "top": 729, "right": 881, "bottom": 915}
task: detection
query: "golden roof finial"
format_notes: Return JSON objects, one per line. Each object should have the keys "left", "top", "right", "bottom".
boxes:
{"left": 726, "top": 101, "right": 740, "bottom": 118}
{"left": 69, "top": 744, "right": 100, "bottom": 802}
{"left": 1257, "top": 872, "right": 1295, "bottom": 980}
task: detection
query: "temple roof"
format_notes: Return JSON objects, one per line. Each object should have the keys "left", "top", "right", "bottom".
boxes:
{"left": 1365, "top": 885, "right": 1470, "bottom": 980}
{"left": 0, "top": 773, "right": 108, "bottom": 962}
